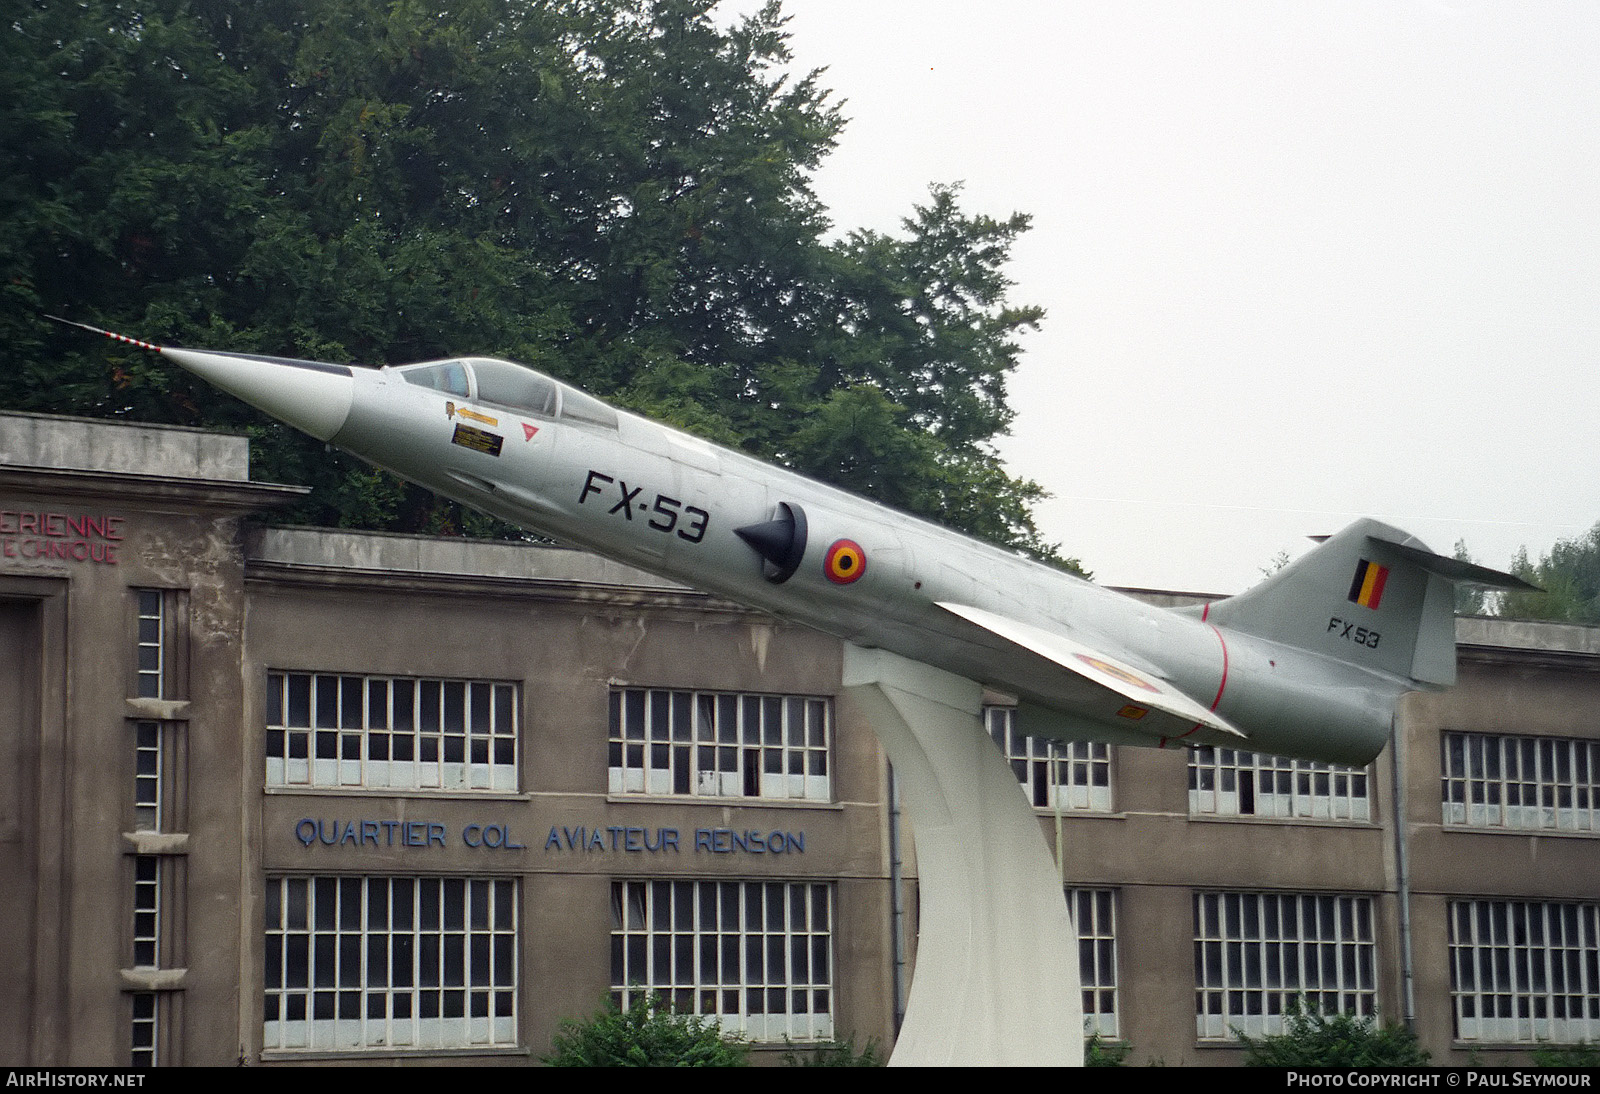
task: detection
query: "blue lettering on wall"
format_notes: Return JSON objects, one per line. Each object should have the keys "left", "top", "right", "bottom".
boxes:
{"left": 691, "top": 828, "right": 806, "bottom": 855}
{"left": 542, "top": 826, "right": 685, "bottom": 854}
{"left": 295, "top": 819, "right": 801, "bottom": 856}
{"left": 294, "top": 819, "right": 525, "bottom": 851}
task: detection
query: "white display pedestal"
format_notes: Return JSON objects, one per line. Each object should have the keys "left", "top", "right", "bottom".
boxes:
{"left": 843, "top": 645, "right": 1084, "bottom": 1067}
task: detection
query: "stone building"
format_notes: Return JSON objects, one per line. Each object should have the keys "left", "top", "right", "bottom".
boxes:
{"left": 1, "top": 410, "right": 1595, "bottom": 1066}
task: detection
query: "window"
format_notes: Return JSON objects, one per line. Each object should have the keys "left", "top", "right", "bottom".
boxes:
{"left": 608, "top": 688, "right": 830, "bottom": 801}
{"left": 1190, "top": 747, "right": 1370, "bottom": 821}
{"left": 134, "top": 721, "right": 162, "bottom": 831}
{"left": 266, "top": 673, "right": 517, "bottom": 791}
{"left": 1193, "top": 892, "right": 1377, "bottom": 1039}
{"left": 135, "top": 590, "right": 164, "bottom": 699}
{"left": 1442, "top": 732, "right": 1599, "bottom": 832}
{"left": 399, "top": 361, "right": 470, "bottom": 397}
{"left": 131, "top": 993, "right": 158, "bottom": 1067}
{"left": 469, "top": 358, "right": 558, "bottom": 418}
{"left": 986, "top": 707, "right": 1111, "bottom": 811}
{"left": 133, "top": 856, "right": 161, "bottom": 968}
{"left": 611, "top": 880, "right": 833, "bottom": 1042}
{"left": 1449, "top": 900, "right": 1600, "bottom": 1043}
{"left": 263, "top": 876, "right": 518, "bottom": 1053}
{"left": 1072, "top": 889, "right": 1119, "bottom": 1038}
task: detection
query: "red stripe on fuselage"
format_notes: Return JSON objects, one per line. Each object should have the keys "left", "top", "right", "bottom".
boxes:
{"left": 1180, "top": 623, "right": 1230, "bottom": 739}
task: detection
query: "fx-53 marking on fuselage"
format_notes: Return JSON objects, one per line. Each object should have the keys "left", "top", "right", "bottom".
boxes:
{"left": 578, "top": 470, "right": 710, "bottom": 544}
{"left": 51, "top": 314, "right": 1540, "bottom": 768}
{"left": 1327, "top": 617, "right": 1381, "bottom": 649}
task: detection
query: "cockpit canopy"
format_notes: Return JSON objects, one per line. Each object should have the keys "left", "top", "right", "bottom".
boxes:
{"left": 395, "top": 357, "right": 617, "bottom": 429}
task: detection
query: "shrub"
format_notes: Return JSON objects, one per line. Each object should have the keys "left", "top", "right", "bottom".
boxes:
{"left": 543, "top": 994, "right": 748, "bottom": 1067}
{"left": 1085, "top": 1034, "right": 1132, "bottom": 1066}
{"left": 782, "top": 1034, "right": 885, "bottom": 1066}
{"left": 1529, "top": 1041, "right": 1600, "bottom": 1067}
{"left": 1236, "top": 1010, "right": 1430, "bottom": 1067}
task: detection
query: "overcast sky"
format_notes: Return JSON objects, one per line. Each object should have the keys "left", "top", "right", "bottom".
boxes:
{"left": 725, "top": 1, "right": 1600, "bottom": 593}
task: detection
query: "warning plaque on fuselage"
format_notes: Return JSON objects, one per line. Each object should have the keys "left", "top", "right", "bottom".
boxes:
{"left": 451, "top": 423, "right": 504, "bottom": 457}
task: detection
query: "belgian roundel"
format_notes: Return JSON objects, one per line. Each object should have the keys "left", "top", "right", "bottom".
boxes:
{"left": 823, "top": 539, "right": 867, "bottom": 584}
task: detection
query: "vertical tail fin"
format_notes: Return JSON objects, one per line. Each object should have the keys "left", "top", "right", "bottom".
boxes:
{"left": 1205, "top": 519, "right": 1535, "bottom": 687}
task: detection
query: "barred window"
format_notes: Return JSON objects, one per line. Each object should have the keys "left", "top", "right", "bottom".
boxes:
{"left": 263, "top": 876, "right": 517, "bottom": 1053}
{"left": 1449, "top": 899, "right": 1600, "bottom": 1043}
{"left": 266, "top": 672, "right": 517, "bottom": 791}
{"left": 611, "top": 880, "right": 833, "bottom": 1042}
{"left": 1190, "top": 747, "right": 1370, "bottom": 821}
{"left": 1442, "top": 732, "right": 1600, "bottom": 833}
{"left": 1193, "top": 892, "right": 1377, "bottom": 1039}
{"left": 134, "top": 721, "right": 162, "bottom": 831}
{"left": 608, "top": 689, "right": 830, "bottom": 801}
{"left": 1072, "top": 889, "right": 1119, "bottom": 1038}
{"left": 987, "top": 707, "right": 1111, "bottom": 811}
{"left": 133, "top": 855, "right": 160, "bottom": 968}
{"left": 135, "top": 590, "right": 164, "bottom": 699}
{"left": 131, "top": 993, "right": 158, "bottom": 1067}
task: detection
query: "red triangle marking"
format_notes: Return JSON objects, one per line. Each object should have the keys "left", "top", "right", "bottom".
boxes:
{"left": 522, "top": 423, "right": 539, "bottom": 441}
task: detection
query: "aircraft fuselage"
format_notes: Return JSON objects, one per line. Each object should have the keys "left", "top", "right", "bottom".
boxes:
{"left": 326, "top": 361, "right": 1397, "bottom": 764}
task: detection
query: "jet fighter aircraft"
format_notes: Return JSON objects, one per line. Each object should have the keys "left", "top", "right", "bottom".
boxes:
{"left": 56, "top": 319, "right": 1532, "bottom": 765}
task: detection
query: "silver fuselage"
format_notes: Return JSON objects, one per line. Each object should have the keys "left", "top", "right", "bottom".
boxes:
{"left": 318, "top": 362, "right": 1396, "bottom": 764}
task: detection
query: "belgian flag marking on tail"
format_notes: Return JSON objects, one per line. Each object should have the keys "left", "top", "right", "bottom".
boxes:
{"left": 1348, "top": 559, "right": 1390, "bottom": 609}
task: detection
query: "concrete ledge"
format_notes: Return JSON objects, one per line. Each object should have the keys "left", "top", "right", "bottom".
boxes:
{"left": 0, "top": 412, "right": 249, "bottom": 481}
{"left": 122, "top": 832, "right": 189, "bottom": 855}
{"left": 120, "top": 968, "right": 187, "bottom": 991}
{"left": 126, "top": 698, "right": 191, "bottom": 721}
{"left": 246, "top": 525, "right": 685, "bottom": 589}
{"left": 1456, "top": 616, "right": 1600, "bottom": 655}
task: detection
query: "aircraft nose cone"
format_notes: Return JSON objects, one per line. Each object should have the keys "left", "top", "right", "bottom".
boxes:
{"left": 161, "top": 347, "right": 355, "bottom": 442}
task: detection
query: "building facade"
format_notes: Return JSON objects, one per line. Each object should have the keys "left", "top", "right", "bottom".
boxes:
{"left": 1, "top": 410, "right": 1596, "bottom": 1066}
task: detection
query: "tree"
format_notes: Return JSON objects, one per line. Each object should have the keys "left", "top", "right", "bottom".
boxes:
{"left": 1497, "top": 522, "right": 1600, "bottom": 624}
{"left": 543, "top": 994, "right": 747, "bottom": 1066}
{"left": 3, "top": 0, "right": 1067, "bottom": 563}
{"left": 1453, "top": 540, "right": 1490, "bottom": 616}
{"left": 1235, "top": 1010, "right": 1430, "bottom": 1067}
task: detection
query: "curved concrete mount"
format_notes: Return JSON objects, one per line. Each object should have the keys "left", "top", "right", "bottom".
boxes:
{"left": 843, "top": 645, "right": 1084, "bottom": 1067}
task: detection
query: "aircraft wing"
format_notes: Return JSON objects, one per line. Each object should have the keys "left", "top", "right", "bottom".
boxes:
{"left": 935, "top": 601, "right": 1247, "bottom": 741}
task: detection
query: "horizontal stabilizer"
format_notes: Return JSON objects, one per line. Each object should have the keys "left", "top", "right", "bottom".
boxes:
{"left": 936, "top": 602, "right": 1246, "bottom": 740}
{"left": 1367, "top": 534, "right": 1539, "bottom": 591}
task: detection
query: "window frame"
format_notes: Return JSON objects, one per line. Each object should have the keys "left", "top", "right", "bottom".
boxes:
{"left": 265, "top": 671, "right": 519, "bottom": 793}
{"left": 610, "top": 879, "right": 834, "bottom": 1043}
{"left": 1193, "top": 891, "right": 1378, "bottom": 1040}
{"left": 607, "top": 687, "right": 832, "bottom": 802}
{"left": 986, "top": 707, "right": 1112, "bottom": 812}
{"left": 1189, "top": 746, "right": 1371, "bottom": 822}
{"left": 1072, "top": 888, "right": 1120, "bottom": 1039}
{"left": 1442, "top": 731, "right": 1600, "bottom": 833}
{"left": 263, "top": 875, "right": 519, "bottom": 1054}
{"left": 1449, "top": 898, "right": 1600, "bottom": 1044}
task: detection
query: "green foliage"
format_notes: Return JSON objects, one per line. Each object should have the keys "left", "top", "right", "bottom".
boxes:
{"left": 542, "top": 994, "right": 747, "bottom": 1067}
{"left": 1259, "top": 550, "right": 1291, "bottom": 580}
{"left": 5, "top": 0, "right": 1065, "bottom": 561}
{"left": 1084, "top": 1034, "right": 1132, "bottom": 1066}
{"left": 1235, "top": 1010, "right": 1430, "bottom": 1067}
{"left": 1498, "top": 522, "right": 1600, "bottom": 624}
{"left": 781, "top": 1033, "right": 884, "bottom": 1066}
{"left": 1529, "top": 1041, "right": 1600, "bottom": 1067}
{"left": 1453, "top": 540, "right": 1490, "bottom": 615}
